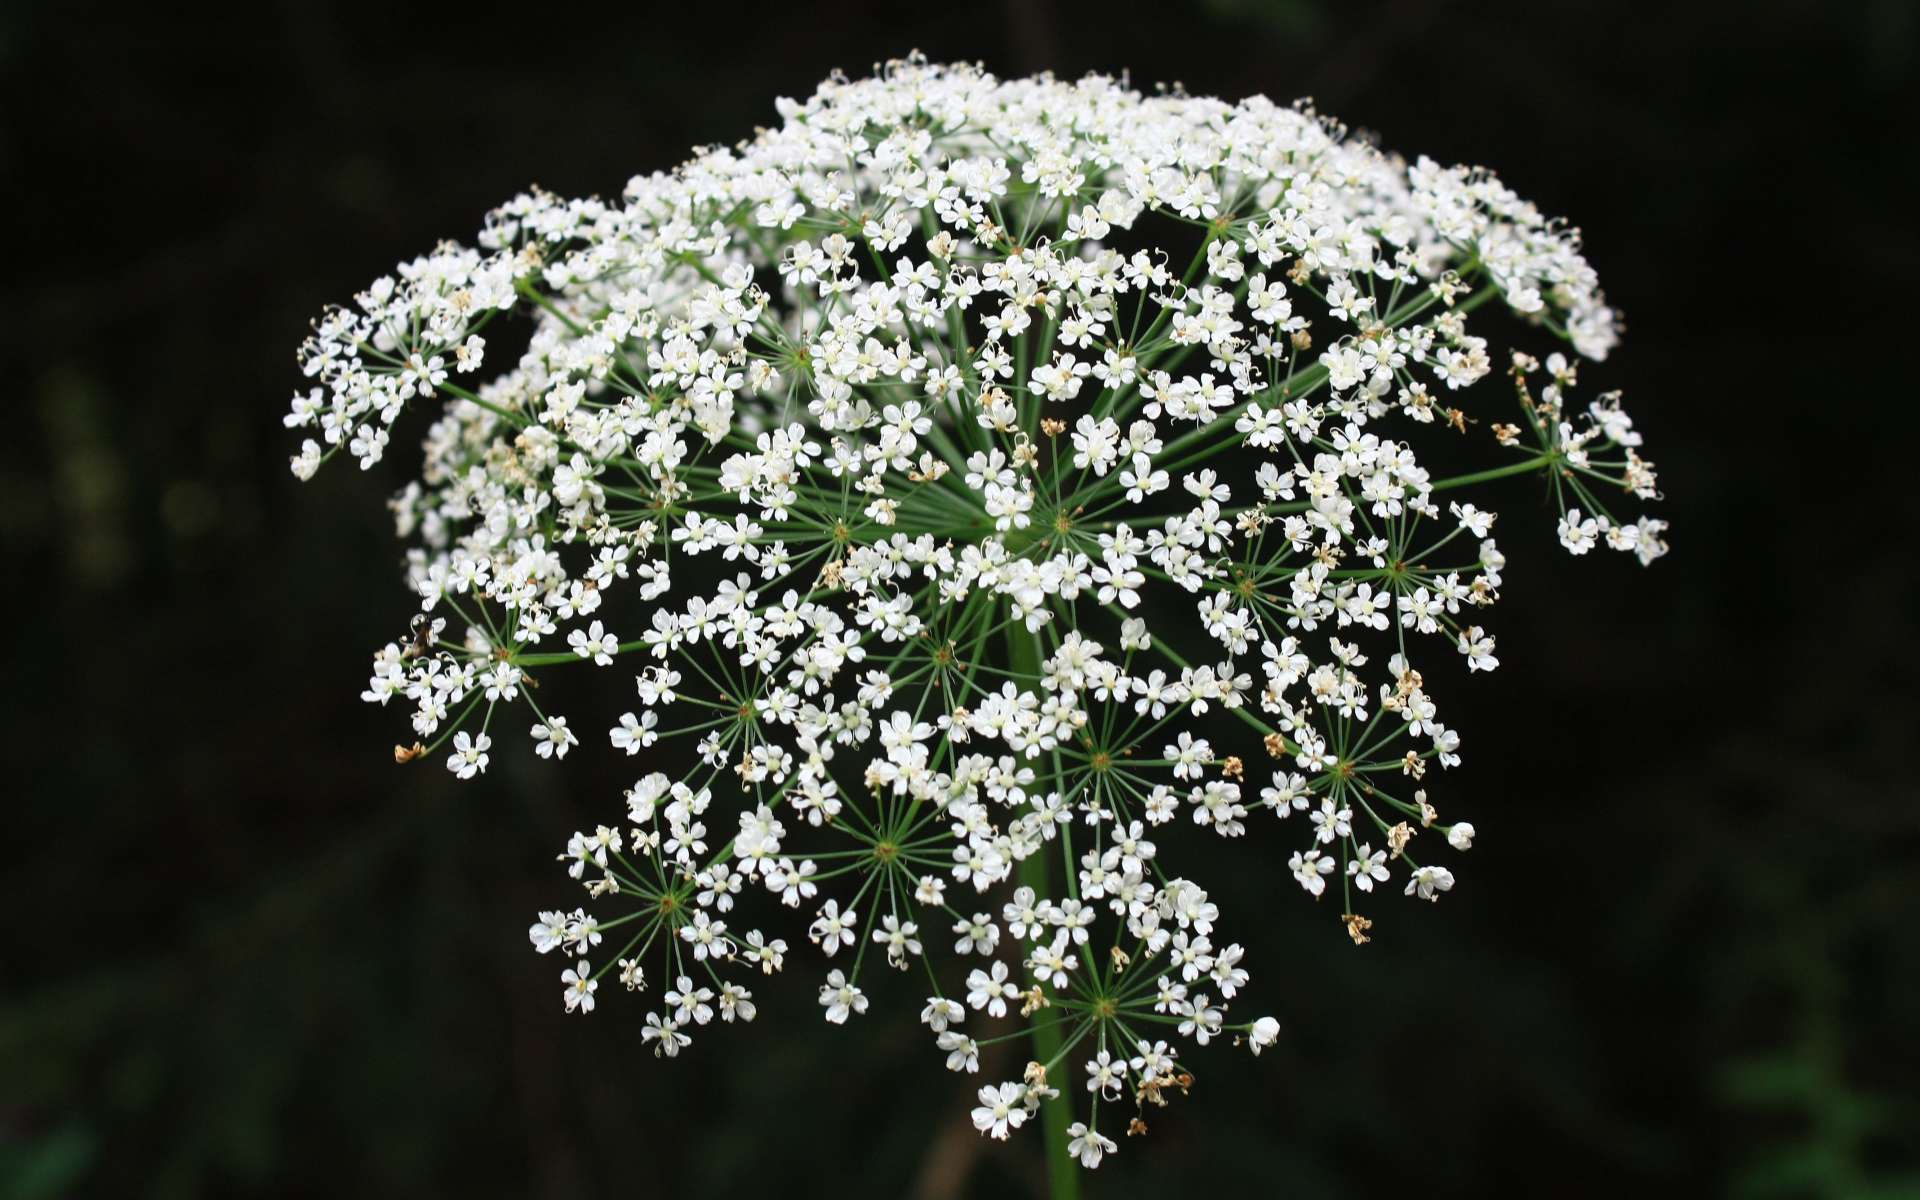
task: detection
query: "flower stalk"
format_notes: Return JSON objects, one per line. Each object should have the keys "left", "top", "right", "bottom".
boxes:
{"left": 1010, "top": 625, "right": 1081, "bottom": 1200}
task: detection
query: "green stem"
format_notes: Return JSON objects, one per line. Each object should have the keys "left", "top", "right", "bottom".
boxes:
{"left": 1428, "top": 449, "right": 1560, "bottom": 493}
{"left": 1007, "top": 622, "right": 1080, "bottom": 1199}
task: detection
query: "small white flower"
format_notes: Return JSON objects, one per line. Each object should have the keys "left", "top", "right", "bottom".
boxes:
{"left": 1405, "top": 865, "right": 1457, "bottom": 901}
{"left": 610, "top": 710, "right": 657, "bottom": 754}
{"left": 1289, "top": 849, "right": 1335, "bottom": 897}
{"left": 446, "top": 730, "right": 490, "bottom": 779}
{"left": 1066, "top": 1121, "right": 1117, "bottom": 1168}
{"left": 569, "top": 620, "right": 619, "bottom": 665}
{"left": 818, "top": 969, "right": 866, "bottom": 1024}
{"left": 1347, "top": 844, "right": 1390, "bottom": 892}
{"left": 971, "top": 1082, "right": 1027, "bottom": 1140}
{"left": 1248, "top": 1015, "right": 1281, "bottom": 1055}
{"left": 532, "top": 717, "right": 578, "bottom": 760}
{"left": 561, "top": 961, "right": 598, "bottom": 1013}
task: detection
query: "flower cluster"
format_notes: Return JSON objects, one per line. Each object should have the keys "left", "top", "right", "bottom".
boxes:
{"left": 286, "top": 56, "right": 1666, "bottom": 1169}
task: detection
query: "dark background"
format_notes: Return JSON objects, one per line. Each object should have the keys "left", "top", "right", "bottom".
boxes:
{"left": 3, "top": 1, "right": 1916, "bottom": 1196}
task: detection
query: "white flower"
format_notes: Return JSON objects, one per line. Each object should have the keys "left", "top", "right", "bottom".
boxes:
{"left": 1457, "top": 626, "right": 1500, "bottom": 673}
{"left": 289, "top": 439, "right": 321, "bottom": 480}
{"left": 1558, "top": 508, "right": 1600, "bottom": 555}
{"left": 873, "top": 915, "right": 923, "bottom": 968}
{"left": 568, "top": 620, "right": 619, "bottom": 665}
{"left": 528, "top": 910, "right": 568, "bottom": 955}
{"left": 447, "top": 730, "right": 490, "bottom": 779}
{"left": 561, "top": 961, "right": 598, "bottom": 1013}
{"left": 971, "top": 1082, "right": 1027, "bottom": 1140}
{"left": 938, "top": 1030, "right": 980, "bottom": 1074}
{"left": 1248, "top": 1015, "right": 1281, "bottom": 1055}
{"left": 642, "top": 1011, "right": 690, "bottom": 1057}
{"left": 1347, "top": 844, "right": 1390, "bottom": 892}
{"left": 818, "top": 970, "right": 866, "bottom": 1024}
{"left": 809, "top": 900, "right": 858, "bottom": 957}
{"left": 1451, "top": 502, "right": 1497, "bottom": 539}
{"left": 1067, "top": 1121, "right": 1118, "bottom": 1168}
{"left": 286, "top": 56, "right": 1669, "bottom": 1167}
{"left": 1405, "top": 865, "right": 1457, "bottom": 901}
{"left": 966, "top": 961, "right": 1019, "bottom": 1017}
{"left": 609, "top": 710, "right": 657, "bottom": 754}
{"left": 532, "top": 717, "right": 578, "bottom": 760}
{"left": 1289, "top": 849, "right": 1335, "bottom": 897}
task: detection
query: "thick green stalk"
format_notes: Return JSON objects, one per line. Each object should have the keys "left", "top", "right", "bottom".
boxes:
{"left": 1426, "top": 449, "right": 1560, "bottom": 493}
{"left": 1007, "top": 624, "right": 1080, "bottom": 1200}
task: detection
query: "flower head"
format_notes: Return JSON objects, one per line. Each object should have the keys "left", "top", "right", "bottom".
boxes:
{"left": 288, "top": 56, "right": 1667, "bottom": 1169}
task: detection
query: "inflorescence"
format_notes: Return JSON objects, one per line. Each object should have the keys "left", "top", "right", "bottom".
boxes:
{"left": 285, "top": 56, "right": 1665, "bottom": 1169}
